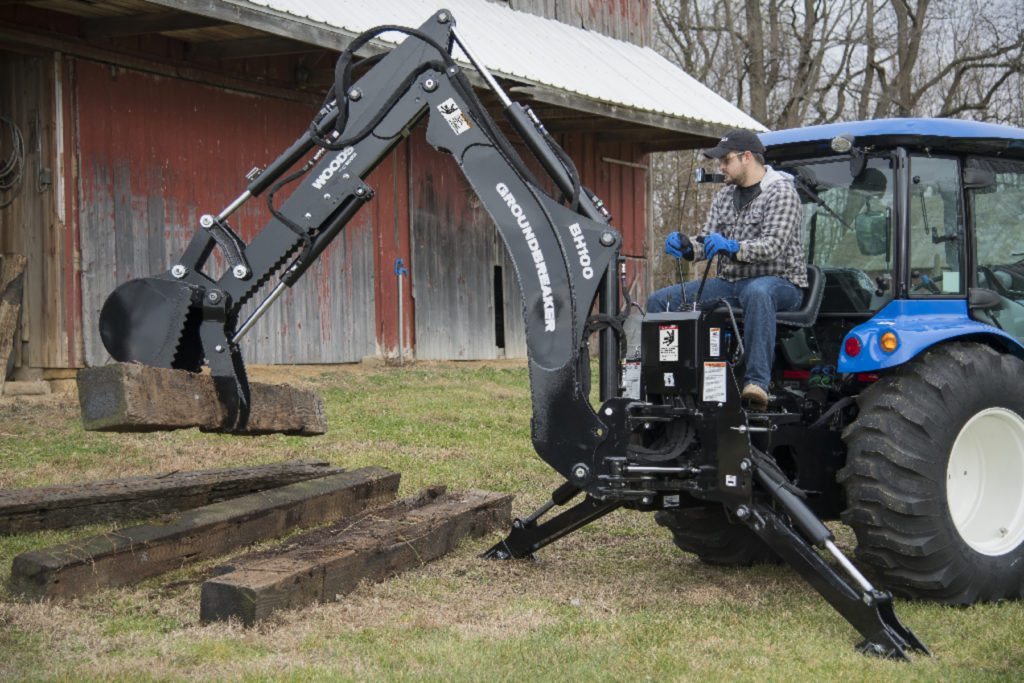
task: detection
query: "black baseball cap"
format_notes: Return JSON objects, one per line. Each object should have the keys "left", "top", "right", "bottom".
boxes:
{"left": 703, "top": 129, "right": 765, "bottom": 159}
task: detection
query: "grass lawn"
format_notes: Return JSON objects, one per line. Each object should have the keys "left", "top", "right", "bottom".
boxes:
{"left": 0, "top": 361, "right": 1021, "bottom": 681}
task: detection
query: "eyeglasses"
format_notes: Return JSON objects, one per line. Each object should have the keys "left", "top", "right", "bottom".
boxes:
{"left": 718, "top": 152, "right": 745, "bottom": 167}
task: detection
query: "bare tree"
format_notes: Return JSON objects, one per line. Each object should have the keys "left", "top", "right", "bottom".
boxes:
{"left": 653, "top": 0, "right": 1024, "bottom": 126}
{"left": 647, "top": 0, "right": 1024, "bottom": 290}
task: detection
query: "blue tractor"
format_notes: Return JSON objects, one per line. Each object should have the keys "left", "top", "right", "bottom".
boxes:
{"left": 656, "top": 118, "right": 1024, "bottom": 605}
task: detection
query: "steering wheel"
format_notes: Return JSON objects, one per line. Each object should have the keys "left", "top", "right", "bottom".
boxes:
{"left": 911, "top": 273, "right": 941, "bottom": 294}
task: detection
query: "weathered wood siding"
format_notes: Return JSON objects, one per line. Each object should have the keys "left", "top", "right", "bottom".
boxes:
{"left": 75, "top": 58, "right": 376, "bottom": 365}
{"left": 559, "top": 133, "right": 650, "bottom": 308}
{"left": 409, "top": 125, "right": 526, "bottom": 359}
{"left": 408, "top": 123, "right": 648, "bottom": 361}
{"left": 369, "top": 138, "right": 414, "bottom": 360}
{"left": 0, "top": 50, "right": 75, "bottom": 369}
{"left": 508, "top": 0, "right": 650, "bottom": 45}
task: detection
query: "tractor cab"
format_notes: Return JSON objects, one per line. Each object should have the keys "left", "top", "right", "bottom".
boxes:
{"left": 761, "top": 119, "right": 1024, "bottom": 381}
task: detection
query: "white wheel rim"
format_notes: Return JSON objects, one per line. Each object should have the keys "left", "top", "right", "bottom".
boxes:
{"left": 947, "top": 407, "right": 1024, "bottom": 556}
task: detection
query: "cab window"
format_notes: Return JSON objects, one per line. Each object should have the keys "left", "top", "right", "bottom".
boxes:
{"left": 968, "top": 156, "right": 1024, "bottom": 344}
{"left": 907, "top": 155, "right": 964, "bottom": 295}
{"left": 778, "top": 157, "right": 895, "bottom": 315}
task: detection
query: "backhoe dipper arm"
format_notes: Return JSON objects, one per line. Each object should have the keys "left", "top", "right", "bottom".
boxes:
{"left": 100, "top": 10, "right": 621, "bottom": 477}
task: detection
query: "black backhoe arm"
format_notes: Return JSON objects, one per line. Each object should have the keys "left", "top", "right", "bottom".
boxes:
{"left": 100, "top": 10, "right": 620, "bottom": 480}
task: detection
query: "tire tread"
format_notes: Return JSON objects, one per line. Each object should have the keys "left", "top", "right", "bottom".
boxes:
{"left": 841, "top": 342, "right": 1024, "bottom": 604}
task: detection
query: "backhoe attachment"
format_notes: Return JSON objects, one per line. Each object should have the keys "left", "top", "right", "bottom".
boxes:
{"left": 97, "top": 9, "right": 928, "bottom": 659}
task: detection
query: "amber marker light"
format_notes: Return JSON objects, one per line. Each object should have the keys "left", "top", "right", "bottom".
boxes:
{"left": 880, "top": 331, "right": 899, "bottom": 353}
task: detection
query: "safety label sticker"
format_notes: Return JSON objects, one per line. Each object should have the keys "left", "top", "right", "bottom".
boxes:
{"left": 437, "top": 98, "right": 472, "bottom": 135}
{"left": 709, "top": 327, "right": 721, "bottom": 357}
{"left": 703, "top": 361, "right": 727, "bottom": 403}
{"left": 725, "top": 474, "right": 738, "bottom": 487}
{"left": 659, "top": 325, "right": 679, "bottom": 361}
{"left": 622, "top": 360, "right": 641, "bottom": 399}
{"left": 663, "top": 372, "right": 675, "bottom": 388}
{"left": 663, "top": 494, "right": 680, "bottom": 508}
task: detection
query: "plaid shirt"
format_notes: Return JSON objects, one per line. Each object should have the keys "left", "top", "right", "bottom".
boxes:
{"left": 692, "top": 166, "right": 807, "bottom": 287}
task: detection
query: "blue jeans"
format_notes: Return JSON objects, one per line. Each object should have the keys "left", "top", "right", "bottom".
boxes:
{"left": 646, "top": 276, "right": 803, "bottom": 390}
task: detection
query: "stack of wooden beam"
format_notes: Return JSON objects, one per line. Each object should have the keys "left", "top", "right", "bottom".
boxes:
{"left": 4, "top": 461, "right": 511, "bottom": 624}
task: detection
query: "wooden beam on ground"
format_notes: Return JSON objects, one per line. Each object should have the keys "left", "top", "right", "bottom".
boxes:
{"left": 0, "top": 460, "right": 344, "bottom": 534}
{"left": 0, "top": 254, "right": 27, "bottom": 392}
{"left": 200, "top": 487, "right": 513, "bottom": 625}
{"left": 10, "top": 467, "right": 400, "bottom": 600}
{"left": 76, "top": 363, "right": 327, "bottom": 435}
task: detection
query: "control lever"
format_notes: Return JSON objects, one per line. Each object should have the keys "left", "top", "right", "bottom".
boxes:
{"left": 690, "top": 235, "right": 724, "bottom": 311}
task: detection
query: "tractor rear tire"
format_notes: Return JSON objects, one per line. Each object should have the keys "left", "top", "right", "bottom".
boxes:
{"left": 655, "top": 506, "right": 782, "bottom": 566}
{"left": 840, "top": 342, "right": 1024, "bottom": 604}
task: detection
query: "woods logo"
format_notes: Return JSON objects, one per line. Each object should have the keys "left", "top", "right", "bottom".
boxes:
{"left": 312, "top": 147, "right": 357, "bottom": 190}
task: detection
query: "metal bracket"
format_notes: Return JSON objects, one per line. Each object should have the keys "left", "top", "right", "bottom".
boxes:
{"left": 199, "top": 214, "right": 252, "bottom": 280}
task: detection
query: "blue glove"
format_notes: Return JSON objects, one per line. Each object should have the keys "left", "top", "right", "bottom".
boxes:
{"left": 664, "top": 232, "right": 694, "bottom": 260}
{"left": 703, "top": 233, "right": 739, "bottom": 259}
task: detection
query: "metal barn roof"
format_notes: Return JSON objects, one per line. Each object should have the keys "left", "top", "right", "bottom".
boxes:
{"left": 150, "top": 0, "right": 765, "bottom": 146}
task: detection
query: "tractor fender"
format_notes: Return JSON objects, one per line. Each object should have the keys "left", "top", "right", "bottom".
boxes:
{"left": 837, "top": 299, "right": 1024, "bottom": 373}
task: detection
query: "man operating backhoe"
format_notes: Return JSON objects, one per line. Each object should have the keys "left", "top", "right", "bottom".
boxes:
{"left": 647, "top": 129, "right": 807, "bottom": 410}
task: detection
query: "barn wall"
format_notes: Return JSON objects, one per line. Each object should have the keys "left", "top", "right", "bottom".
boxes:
{"left": 409, "top": 124, "right": 526, "bottom": 360}
{"left": 560, "top": 133, "right": 650, "bottom": 308}
{"left": 407, "top": 123, "right": 648, "bottom": 361}
{"left": 507, "top": 0, "right": 650, "bottom": 45}
{"left": 0, "top": 50, "right": 74, "bottom": 369}
{"left": 4, "top": 1, "right": 655, "bottom": 367}
{"left": 369, "top": 137, "right": 413, "bottom": 360}
{"left": 74, "top": 58, "right": 377, "bottom": 366}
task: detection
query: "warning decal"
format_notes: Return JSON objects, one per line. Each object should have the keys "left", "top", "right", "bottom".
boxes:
{"left": 709, "top": 327, "right": 721, "bottom": 357}
{"left": 659, "top": 325, "right": 679, "bottom": 362}
{"left": 702, "top": 361, "right": 727, "bottom": 403}
{"left": 438, "top": 98, "right": 472, "bottom": 135}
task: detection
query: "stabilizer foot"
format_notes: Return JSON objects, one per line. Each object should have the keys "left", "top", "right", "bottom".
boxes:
{"left": 745, "top": 502, "right": 929, "bottom": 660}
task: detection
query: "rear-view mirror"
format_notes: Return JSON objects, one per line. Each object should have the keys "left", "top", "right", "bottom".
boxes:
{"left": 964, "top": 167, "right": 997, "bottom": 193}
{"left": 969, "top": 287, "right": 1002, "bottom": 310}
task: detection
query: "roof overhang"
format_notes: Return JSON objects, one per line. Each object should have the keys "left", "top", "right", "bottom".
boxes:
{"left": 141, "top": 0, "right": 763, "bottom": 151}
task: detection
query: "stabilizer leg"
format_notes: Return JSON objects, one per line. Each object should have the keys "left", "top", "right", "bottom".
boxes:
{"left": 742, "top": 453, "right": 928, "bottom": 658}
{"left": 744, "top": 502, "right": 928, "bottom": 659}
{"left": 483, "top": 483, "right": 620, "bottom": 560}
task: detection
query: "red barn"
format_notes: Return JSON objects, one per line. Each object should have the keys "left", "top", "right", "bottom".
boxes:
{"left": 0, "top": 0, "right": 761, "bottom": 386}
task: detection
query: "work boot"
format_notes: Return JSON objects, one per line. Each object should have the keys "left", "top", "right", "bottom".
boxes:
{"left": 741, "top": 384, "right": 768, "bottom": 411}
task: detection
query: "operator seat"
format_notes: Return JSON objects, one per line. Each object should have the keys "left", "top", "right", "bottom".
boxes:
{"left": 715, "top": 264, "right": 825, "bottom": 328}
{"left": 777, "top": 265, "right": 825, "bottom": 327}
